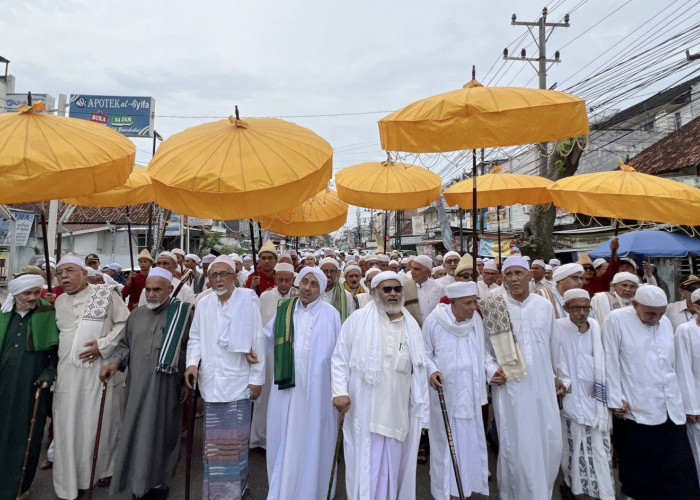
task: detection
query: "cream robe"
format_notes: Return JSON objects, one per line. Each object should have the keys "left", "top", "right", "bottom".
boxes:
{"left": 674, "top": 319, "right": 700, "bottom": 481}
{"left": 53, "top": 284, "right": 130, "bottom": 499}
{"left": 484, "top": 292, "right": 562, "bottom": 500}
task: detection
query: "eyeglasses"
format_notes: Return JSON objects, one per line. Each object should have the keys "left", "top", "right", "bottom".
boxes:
{"left": 381, "top": 286, "right": 403, "bottom": 294}
{"left": 568, "top": 306, "right": 592, "bottom": 313}
{"left": 209, "top": 271, "right": 234, "bottom": 279}
{"left": 444, "top": 259, "right": 460, "bottom": 265}
{"left": 456, "top": 273, "right": 473, "bottom": 279}
{"left": 583, "top": 266, "right": 594, "bottom": 271}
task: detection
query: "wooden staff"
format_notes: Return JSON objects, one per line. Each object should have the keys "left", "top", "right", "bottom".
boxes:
{"left": 185, "top": 376, "right": 198, "bottom": 500}
{"left": 86, "top": 381, "right": 108, "bottom": 500}
{"left": 436, "top": 385, "right": 466, "bottom": 500}
{"left": 326, "top": 413, "right": 345, "bottom": 500}
{"left": 16, "top": 384, "right": 47, "bottom": 499}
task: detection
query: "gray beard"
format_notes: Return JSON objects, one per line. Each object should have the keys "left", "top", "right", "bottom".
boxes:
{"left": 374, "top": 294, "right": 405, "bottom": 315}
{"left": 146, "top": 300, "right": 165, "bottom": 310}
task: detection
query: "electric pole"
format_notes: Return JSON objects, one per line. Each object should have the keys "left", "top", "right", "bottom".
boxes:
{"left": 503, "top": 7, "right": 570, "bottom": 175}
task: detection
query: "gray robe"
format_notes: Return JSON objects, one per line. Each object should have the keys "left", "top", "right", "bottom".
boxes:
{"left": 108, "top": 301, "right": 192, "bottom": 496}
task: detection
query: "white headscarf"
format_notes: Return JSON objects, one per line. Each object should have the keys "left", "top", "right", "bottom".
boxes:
{"left": 295, "top": 266, "right": 327, "bottom": 291}
{"left": 2, "top": 275, "right": 45, "bottom": 313}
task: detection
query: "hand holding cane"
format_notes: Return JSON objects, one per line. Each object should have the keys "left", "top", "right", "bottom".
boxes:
{"left": 86, "top": 380, "right": 108, "bottom": 500}
{"left": 437, "top": 385, "right": 466, "bottom": 500}
{"left": 16, "top": 382, "right": 48, "bottom": 499}
{"left": 327, "top": 412, "right": 345, "bottom": 500}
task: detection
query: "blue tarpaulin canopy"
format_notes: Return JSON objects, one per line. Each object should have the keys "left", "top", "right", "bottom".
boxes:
{"left": 588, "top": 230, "right": 700, "bottom": 259}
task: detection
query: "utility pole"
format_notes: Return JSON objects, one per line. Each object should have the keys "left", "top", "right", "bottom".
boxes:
{"left": 503, "top": 7, "right": 570, "bottom": 176}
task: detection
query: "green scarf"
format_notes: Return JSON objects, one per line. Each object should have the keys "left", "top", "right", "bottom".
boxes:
{"left": 331, "top": 279, "right": 349, "bottom": 323}
{"left": 273, "top": 297, "right": 297, "bottom": 390}
{"left": 156, "top": 298, "right": 193, "bottom": 374}
{"left": 0, "top": 298, "right": 59, "bottom": 356}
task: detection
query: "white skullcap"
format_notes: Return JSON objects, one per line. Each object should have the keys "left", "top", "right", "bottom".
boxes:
{"left": 545, "top": 264, "right": 553, "bottom": 271}
{"left": 483, "top": 261, "right": 498, "bottom": 272}
{"left": 691, "top": 289, "right": 700, "bottom": 304}
{"left": 502, "top": 256, "right": 529, "bottom": 272}
{"left": 531, "top": 259, "right": 546, "bottom": 268}
{"left": 414, "top": 255, "right": 433, "bottom": 270}
{"left": 157, "top": 251, "right": 177, "bottom": 263}
{"left": 376, "top": 254, "right": 390, "bottom": 263}
{"left": 185, "top": 253, "right": 201, "bottom": 263}
{"left": 211, "top": 255, "right": 237, "bottom": 273}
{"left": 148, "top": 267, "right": 173, "bottom": 282}
{"left": 553, "top": 263, "right": 584, "bottom": 283}
{"left": 476, "top": 258, "right": 483, "bottom": 263}
{"left": 371, "top": 271, "right": 404, "bottom": 289}
{"left": 57, "top": 256, "right": 87, "bottom": 270}
{"left": 563, "top": 289, "right": 590, "bottom": 303}
{"left": 86, "top": 268, "right": 97, "bottom": 277}
{"left": 42, "top": 258, "right": 57, "bottom": 269}
{"left": 634, "top": 285, "right": 667, "bottom": 307}
{"left": 171, "top": 248, "right": 185, "bottom": 257}
{"left": 228, "top": 253, "right": 243, "bottom": 264}
{"left": 443, "top": 251, "right": 460, "bottom": 261}
{"left": 243, "top": 255, "right": 253, "bottom": 262}
{"left": 549, "top": 258, "right": 561, "bottom": 267}
{"left": 295, "top": 266, "right": 327, "bottom": 291}
{"left": 431, "top": 265, "right": 445, "bottom": 276}
{"left": 344, "top": 260, "right": 358, "bottom": 266}
{"left": 365, "top": 266, "right": 381, "bottom": 280}
{"left": 435, "top": 255, "right": 444, "bottom": 261}
{"left": 446, "top": 281, "right": 478, "bottom": 299}
{"left": 319, "top": 257, "right": 340, "bottom": 270}
{"left": 274, "top": 262, "right": 295, "bottom": 274}
{"left": 612, "top": 272, "right": 640, "bottom": 285}
{"left": 619, "top": 257, "right": 638, "bottom": 270}
{"left": 1, "top": 274, "right": 45, "bottom": 313}
{"left": 344, "top": 264, "right": 361, "bottom": 275}
{"left": 108, "top": 263, "right": 121, "bottom": 271}
{"left": 389, "top": 260, "right": 399, "bottom": 267}
{"left": 406, "top": 255, "right": 416, "bottom": 262}
{"left": 400, "top": 258, "right": 408, "bottom": 264}
{"left": 592, "top": 258, "right": 607, "bottom": 269}
{"left": 201, "top": 254, "right": 216, "bottom": 264}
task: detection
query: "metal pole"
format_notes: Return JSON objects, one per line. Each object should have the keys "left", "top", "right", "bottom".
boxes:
{"left": 459, "top": 208, "right": 464, "bottom": 253}
{"left": 383, "top": 211, "right": 388, "bottom": 252}
{"left": 497, "top": 206, "right": 502, "bottom": 268}
{"left": 126, "top": 207, "right": 135, "bottom": 272}
{"left": 40, "top": 210, "right": 53, "bottom": 294}
{"left": 471, "top": 149, "right": 478, "bottom": 280}
{"left": 249, "top": 220, "right": 258, "bottom": 273}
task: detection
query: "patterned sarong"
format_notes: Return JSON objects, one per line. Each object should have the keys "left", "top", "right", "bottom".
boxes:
{"left": 203, "top": 400, "right": 252, "bottom": 500}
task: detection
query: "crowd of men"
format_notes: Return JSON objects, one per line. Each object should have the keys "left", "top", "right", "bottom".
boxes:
{"left": 2, "top": 239, "right": 700, "bottom": 500}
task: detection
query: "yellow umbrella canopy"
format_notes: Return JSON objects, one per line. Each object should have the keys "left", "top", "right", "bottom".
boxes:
{"left": 62, "top": 166, "right": 154, "bottom": 207}
{"left": 0, "top": 101, "right": 136, "bottom": 204}
{"left": 149, "top": 113, "right": 333, "bottom": 219}
{"left": 258, "top": 189, "right": 348, "bottom": 237}
{"left": 335, "top": 160, "right": 442, "bottom": 210}
{"left": 378, "top": 79, "right": 589, "bottom": 153}
{"left": 548, "top": 161, "right": 700, "bottom": 226}
{"left": 444, "top": 166, "right": 553, "bottom": 208}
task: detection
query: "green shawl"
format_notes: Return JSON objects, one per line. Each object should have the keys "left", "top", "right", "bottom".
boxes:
{"left": 331, "top": 279, "right": 349, "bottom": 323}
{"left": 273, "top": 297, "right": 297, "bottom": 390}
{"left": 0, "top": 298, "right": 59, "bottom": 355}
{"left": 156, "top": 298, "right": 193, "bottom": 374}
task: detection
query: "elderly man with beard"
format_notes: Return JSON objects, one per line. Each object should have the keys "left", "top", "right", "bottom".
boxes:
{"left": 263, "top": 266, "right": 341, "bottom": 499}
{"left": 52, "top": 256, "right": 130, "bottom": 499}
{"left": 423, "top": 281, "right": 489, "bottom": 500}
{"left": 250, "top": 262, "right": 297, "bottom": 450}
{"left": 604, "top": 285, "right": 700, "bottom": 499}
{"left": 0, "top": 274, "right": 59, "bottom": 500}
{"left": 100, "top": 268, "right": 193, "bottom": 499}
{"left": 332, "top": 271, "right": 430, "bottom": 499}
{"left": 320, "top": 257, "right": 355, "bottom": 322}
{"left": 185, "top": 255, "right": 264, "bottom": 500}
{"left": 553, "top": 289, "right": 615, "bottom": 500}
{"left": 138, "top": 251, "right": 195, "bottom": 306}
{"left": 343, "top": 264, "right": 365, "bottom": 297}
{"left": 591, "top": 271, "right": 639, "bottom": 325}
{"left": 537, "top": 263, "right": 586, "bottom": 319}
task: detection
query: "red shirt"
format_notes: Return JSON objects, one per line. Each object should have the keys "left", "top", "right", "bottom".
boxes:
{"left": 41, "top": 286, "right": 64, "bottom": 301}
{"left": 583, "top": 258, "right": 619, "bottom": 297}
{"left": 122, "top": 272, "right": 148, "bottom": 310}
{"left": 245, "top": 271, "right": 276, "bottom": 296}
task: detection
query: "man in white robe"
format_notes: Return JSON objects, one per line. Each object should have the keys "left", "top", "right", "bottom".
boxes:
{"left": 185, "top": 255, "right": 265, "bottom": 500}
{"left": 604, "top": 285, "right": 700, "bottom": 499}
{"left": 476, "top": 261, "right": 500, "bottom": 299}
{"left": 138, "top": 251, "right": 196, "bottom": 306}
{"left": 332, "top": 270, "right": 430, "bottom": 499}
{"left": 436, "top": 251, "right": 460, "bottom": 287}
{"left": 52, "top": 256, "right": 130, "bottom": 499}
{"left": 529, "top": 259, "right": 552, "bottom": 292}
{"left": 666, "top": 275, "right": 700, "bottom": 331}
{"left": 264, "top": 267, "right": 341, "bottom": 499}
{"left": 250, "top": 262, "right": 297, "bottom": 450}
{"left": 674, "top": 288, "right": 700, "bottom": 484}
{"left": 423, "top": 281, "right": 488, "bottom": 499}
{"left": 482, "top": 257, "right": 563, "bottom": 500}
{"left": 319, "top": 257, "right": 355, "bottom": 322}
{"left": 590, "top": 271, "right": 639, "bottom": 325}
{"left": 537, "top": 263, "right": 585, "bottom": 319}
{"left": 553, "top": 289, "right": 615, "bottom": 500}
{"left": 403, "top": 255, "right": 444, "bottom": 326}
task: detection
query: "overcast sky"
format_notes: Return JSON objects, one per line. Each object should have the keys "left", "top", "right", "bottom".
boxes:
{"left": 3, "top": 0, "right": 698, "bottom": 229}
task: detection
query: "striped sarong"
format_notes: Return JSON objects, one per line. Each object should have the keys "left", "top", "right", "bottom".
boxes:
{"left": 202, "top": 400, "right": 252, "bottom": 500}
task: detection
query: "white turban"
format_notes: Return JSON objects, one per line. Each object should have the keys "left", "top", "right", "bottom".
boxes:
{"left": 295, "top": 266, "right": 327, "bottom": 291}
{"left": 483, "top": 261, "right": 499, "bottom": 272}
{"left": 201, "top": 254, "right": 216, "bottom": 264}
{"left": 344, "top": 264, "right": 361, "bottom": 275}
{"left": 553, "top": 263, "right": 584, "bottom": 283}
{"left": 229, "top": 253, "right": 243, "bottom": 264}
{"left": 446, "top": 281, "right": 478, "bottom": 299}
{"left": 371, "top": 271, "right": 404, "bottom": 289}
{"left": 148, "top": 267, "right": 173, "bottom": 282}
{"left": 549, "top": 258, "right": 561, "bottom": 267}
{"left": 431, "top": 265, "right": 444, "bottom": 276}
{"left": 376, "top": 254, "right": 390, "bottom": 263}
{"left": 157, "top": 251, "right": 177, "bottom": 264}
{"left": 414, "top": 255, "right": 433, "bottom": 270}
{"left": 545, "top": 264, "right": 553, "bottom": 271}
{"left": 592, "top": 258, "right": 607, "bottom": 269}
{"left": 443, "top": 251, "right": 460, "bottom": 261}
{"left": 2, "top": 274, "right": 46, "bottom": 313}
{"left": 531, "top": 259, "right": 546, "bottom": 268}
{"left": 171, "top": 248, "right": 185, "bottom": 257}
{"left": 319, "top": 257, "right": 340, "bottom": 270}
{"left": 365, "top": 267, "right": 381, "bottom": 284}
{"left": 274, "top": 263, "right": 295, "bottom": 274}
{"left": 634, "top": 285, "right": 667, "bottom": 307}
{"left": 563, "top": 289, "right": 590, "bottom": 303}
{"left": 502, "top": 256, "right": 529, "bottom": 272}
{"left": 185, "top": 253, "right": 201, "bottom": 263}
{"left": 612, "top": 272, "right": 640, "bottom": 285}
{"left": 389, "top": 260, "right": 400, "bottom": 267}
{"left": 211, "top": 255, "right": 237, "bottom": 273}
{"left": 57, "top": 256, "right": 87, "bottom": 270}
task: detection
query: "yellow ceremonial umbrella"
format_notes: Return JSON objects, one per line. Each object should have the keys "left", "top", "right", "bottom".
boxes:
{"left": 62, "top": 166, "right": 154, "bottom": 208}
{"left": 548, "top": 160, "right": 700, "bottom": 230}
{"left": 335, "top": 158, "right": 442, "bottom": 249}
{"left": 258, "top": 189, "right": 348, "bottom": 237}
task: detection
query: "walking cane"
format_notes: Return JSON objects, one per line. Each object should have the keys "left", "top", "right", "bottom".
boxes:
{"left": 436, "top": 385, "right": 466, "bottom": 500}
{"left": 16, "top": 383, "right": 47, "bottom": 499}
{"left": 185, "top": 376, "right": 198, "bottom": 500}
{"left": 86, "top": 380, "right": 108, "bottom": 500}
{"left": 326, "top": 413, "right": 345, "bottom": 500}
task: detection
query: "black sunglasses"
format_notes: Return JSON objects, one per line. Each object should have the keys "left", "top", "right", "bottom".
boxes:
{"left": 381, "top": 286, "right": 403, "bottom": 294}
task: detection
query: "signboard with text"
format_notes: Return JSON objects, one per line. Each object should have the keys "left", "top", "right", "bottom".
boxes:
{"left": 5, "top": 93, "right": 55, "bottom": 112}
{"left": 69, "top": 94, "right": 155, "bottom": 137}
{"left": 0, "top": 209, "right": 35, "bottom": 246}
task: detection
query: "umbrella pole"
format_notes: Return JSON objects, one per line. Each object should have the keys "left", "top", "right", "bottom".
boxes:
{"left": 40, "top": 209, "right": 53, "bottom": 294}
{"left": 471, "top": 149, "right": 478, "bottom": 280}
{"left": 497, "top": 206, "right": 502, "bottom": 268}
{"left": 384, "top": 211, "right": 388, "bottom": 252}
{"left": 614, "top": 219, "right": 619, "bottom": 237}
{"left": 126, "top": 207, "right": 135, "bottom": 272}
{"left": 249, "top": 220, "right": 258, "bottom": 273}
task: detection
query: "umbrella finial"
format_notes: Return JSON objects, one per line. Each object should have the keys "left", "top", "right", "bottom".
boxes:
{"left": 619, "top": 159, "right": 636, "bottom": 172}
{"left": 472, "top": 65, "right": 476, "bottom": 80}
{"left": 235, "top": 105, "right": 240, "bottom": 120}
{"left": 27, "top": 91, "right": 32, "bottom": 105}
{"left": 228, "top": 106, "right": 248, "bottom": 128}
{"left": 383, "top": 151, "right": 394, "bottom": 166}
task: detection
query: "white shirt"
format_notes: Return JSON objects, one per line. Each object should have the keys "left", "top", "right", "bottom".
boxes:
{"left": 603, "top": 306, "right": 686, "bottom": 425}
{"left": 415, "top": 278, "right": 445, "bottom": 321}
{"left": 186, "top": 292, "right": 265, "bottom": 403}
{"left": 320, "top": 285, "right": 356, "bottom": 316}
{"left": 436, "top": 274, "right": 455, "bottom": 287}
{"left": 666, "top": 300, "right": 697, "bottom": 332}
{"left": 138, "top": 277, "right": 196, "bottom": 306}
{"left": 477, "top": 281, "right": 500, "bottom": 300}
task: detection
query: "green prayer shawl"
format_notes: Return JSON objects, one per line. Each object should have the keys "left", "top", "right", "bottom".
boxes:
{"left": 273, "top": 297, "right": 297, "bottom": 390}
{"left": 156, "top": 298, "right": 193, "bottom": 374}
{"left": 331, "top": 279, "right": 349, "bottom": 323}
{"left": 0, "top": 298, "right": 59, "bottom": 355}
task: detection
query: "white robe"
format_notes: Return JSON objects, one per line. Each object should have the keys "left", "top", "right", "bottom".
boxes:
{"left": 422, "top": 304, "right": 489, "bottom": 499}
{"left": 332, "top": 303, "right": 430, "bottom": 500}
{"left": 53, "top": 284, "right": 130, "bottom": 499}
{"left": 416, "top": 278, "right": 445, "bottom": 322}
{"left": 674, "top": 319, "right": 700, "bottom": 482}
{"left": 667, "top": 300, "right": 697, "bottom": 332}
{"left": 484, "top": 292, "right": 562, "bottom": 500}
{"left": 591, "top": 290, "right": 629, "bottom": 326}
{"left": 321, "top": 285, "right": 357, "bottom": 316}
{"left": 264, "top": 297, "right": 341, "bottom": 500}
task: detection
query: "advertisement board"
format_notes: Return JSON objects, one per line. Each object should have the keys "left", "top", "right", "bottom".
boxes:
{"left": 5, "top": 93, "right": 55, "bottom": 112}
{"left": 69, "top": 94, "right": 155, "bottom": 137}
{"left": 0, "top": 209, "right": 35, "bottom": 246}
